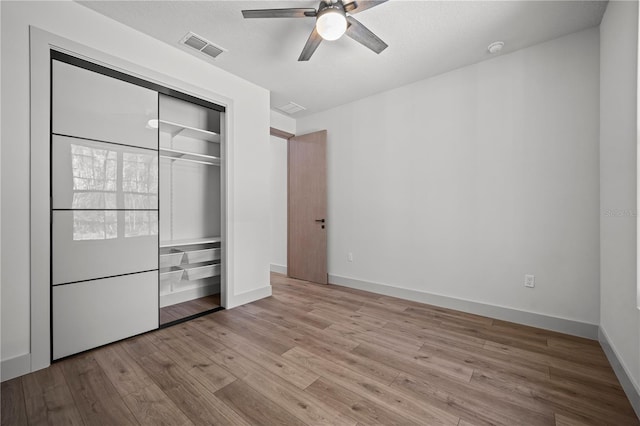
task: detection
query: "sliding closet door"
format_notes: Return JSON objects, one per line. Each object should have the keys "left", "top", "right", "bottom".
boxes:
{"left": 51, "top": 58, "right": 159, "bottom": 360}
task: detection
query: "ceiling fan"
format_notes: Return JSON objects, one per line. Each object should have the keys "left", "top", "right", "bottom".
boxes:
{"left": 242, "top": 0, "right": 388, "bottom": 61}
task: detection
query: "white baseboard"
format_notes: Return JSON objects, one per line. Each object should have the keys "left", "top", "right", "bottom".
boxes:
{"left": 599, "top": 327, "right": 640, "bottom": 419}
{"left": 270, "top": 264, "right": 287, "bottom": 275}
{"left": 227, "top": 285, "right": 272, "bottom": 309}
{"left": 328, "top": 274, "right": 599, "bottom": 339}
{"left": 1, "top": 353, "right": 31, "bottom": 382}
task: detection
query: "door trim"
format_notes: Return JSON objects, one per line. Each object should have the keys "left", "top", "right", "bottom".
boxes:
{"left": 270, "top": 127, "right": 294, "bottom": 140}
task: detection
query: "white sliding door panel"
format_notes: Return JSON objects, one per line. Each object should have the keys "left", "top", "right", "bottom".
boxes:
{"left": 52, "top": 272, "right": 158, "bottom": 360}
{"left": 52, "top": 135, "right": 158, "bottom": 210}
{"left": 52, "top": 210, "right": 158, "bottom": 284}
{"left": 52, "top": 60, "right": 158, "bottom": 149}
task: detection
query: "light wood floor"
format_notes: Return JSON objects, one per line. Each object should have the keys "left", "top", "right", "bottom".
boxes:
{"left": 2, "top": 273, "right": 638, "bottom": 425}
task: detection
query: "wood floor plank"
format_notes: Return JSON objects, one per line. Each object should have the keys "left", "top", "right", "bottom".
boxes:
{"left": 214, "top": 380, "right": 307, "bottom": 426}
{"left": 383, "top": 319, "right": 487, "bottom": 349}
{"left": 325, "top": 323, "right": 423, "bottom": 354}
{"left": 206, "top": 343, "right": 349, "bottom": 426}
{"left": 419, "top": 339, "right": 551, "bottom": 381}
{"left": 547, "top": 365, "right": 629, "bottom": 400}
{"left": 241, "top": 371, "right": 357, "bottom": 425}
{"left": 305, "top": 377, "right": 422, "bottom": 425}
{"left": 283, "top": 346, "right": 460, "bottom": 425}
{"left": 20, "top": 363, "right": 67, "bottom": 397}
{"left": 24, "top": 383, "right": 84, "bottom": 426}
{"left": 4, "top": 272, "right": 638, "bottom": 426}
{"left": 393, "top": 373, "right": 555, "bottom": 426}
{"left": 187, "top": 315, "right": 257, "bottom": 350}
{"left": 252, "top": 296, "right": 332, "bottom": 329}
{"left": 554, "top": 412, "right": 603, "bottom": 426}
{"left": 1, "top": 378, "right": 28, "bottom": 426}
{"left": 231, "top": 306, "right": 360, "bottom": 353}
{"left": 129, "top": 349, "right": 248, "bottom": 426}
{"left": 441, "top": 322, "right": 611, "bottom": 369}
{"left": 313, "top": 304, "right": 388, "bottom": 329}
{"left": 490, "top": 319, "right": 598, "bottom": 346}
{"left": 221, "top": 337, "right": 320, "bottom": 389}
{"left": 143, "top": 330, "right": 236, "bottom": 394}
{"left": 482, "top": 340, "right": 620, "bottom": 386}
{"left": 94, "top": 344, "right": 155, "bottom": 397}
{"left": 61, "top": 354, "right": 138, "bottom": 426}
{"left": 122, "top": 383, "right": 193, "bottom": 426}
{"left": 295, "top": 333, "right": 402, "bottom": 385}
{"left": 353, "top": 341, "right": 474, "bottom": 383}
{"left": 208, "top": 312, "right": 297, "bottom": 355}
{"left": 21, "top": 364, "right": 83, "bottom": 426}
{"left": 471, "top": 369, "right": 639, "bottom": 425}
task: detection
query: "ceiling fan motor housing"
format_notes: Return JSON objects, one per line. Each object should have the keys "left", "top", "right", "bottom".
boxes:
{"left": 316, "top": 1, "right": 348, "bottom": 41}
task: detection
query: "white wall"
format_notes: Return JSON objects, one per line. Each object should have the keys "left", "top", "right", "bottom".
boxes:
{"left": 297, "top": 28, "right": 601, "bottom": 329}
{"left": 1, "top": 0, "right": 271, "bottom": 378}
{"left": 269, "top": 111, "right": 296, "bottom": 272}
{"left": 600, "top": 0, "right": 640, "bottom": 398}
{"left": 271, "top": 110, "right": 296, "bottom": 135}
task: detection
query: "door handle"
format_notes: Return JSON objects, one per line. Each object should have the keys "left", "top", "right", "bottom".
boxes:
{"left": 315, "top": 219, "right": 325, "bottom": 223}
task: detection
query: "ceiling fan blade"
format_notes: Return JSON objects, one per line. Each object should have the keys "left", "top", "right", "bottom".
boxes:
{"left": 298, "top": 27, "right": 323, "bottom": 61}
{"left": 242, "top": 8, "right": 317, "bottom": 19}
{"left": 345, "top": 16, "right": 388, "bottom": 54}
{"left": 343, "top": 0, "right": 388, "bottom": 14}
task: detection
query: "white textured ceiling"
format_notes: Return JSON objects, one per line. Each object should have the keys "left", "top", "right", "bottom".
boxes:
{"left": 78, "top": 1, "right": 607, "bottom": 117}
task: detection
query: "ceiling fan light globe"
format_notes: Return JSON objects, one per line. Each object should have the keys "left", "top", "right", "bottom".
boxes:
{"left": 316, "top": 8, "right": 347, "bottom": 41}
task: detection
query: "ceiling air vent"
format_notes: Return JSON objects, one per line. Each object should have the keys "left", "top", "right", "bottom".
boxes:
{"left": 277, "top": 102, "right": 306, "bottom": 115}
{"left": 181, "top": 32, "right": 226, "bottom": 60}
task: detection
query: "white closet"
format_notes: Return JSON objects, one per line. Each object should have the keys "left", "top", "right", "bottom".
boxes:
{"left": 50, "top": 52, "right": 224, "bottom": 360}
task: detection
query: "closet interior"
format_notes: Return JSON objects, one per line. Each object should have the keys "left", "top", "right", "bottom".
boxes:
{"left": 158, "top": 94, "right": 223, "bottom": 325}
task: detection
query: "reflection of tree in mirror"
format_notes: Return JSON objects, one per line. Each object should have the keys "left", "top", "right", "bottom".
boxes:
{"left": 123, "top": 152, "right": 158, "bottom": 209}
{"left": 71, "top": 144, "right": 117, "bottom": 209}
{"left": 73, "top": 210, "right": 117, "bottom": 240}
{"left": 70, "top": 144, "right": 158, "bottom": 240}
{"left": 125, "top": 211, "right": 158, "bottom": 238}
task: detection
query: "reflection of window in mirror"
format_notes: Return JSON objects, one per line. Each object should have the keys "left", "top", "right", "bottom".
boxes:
{"left": 123, "top": 152, "right": 158, "bottom": 209}
{"left": 125, "top": 211, "right": 158, "bottom": 238}
{"left": 73, "top": 210, "right": 117, "bottom": 240}
{"left": 71, "top": 144, "right": 117, "bottom": 209}
{"left": 70, "top": 144, "right": 158, "bottom": 241}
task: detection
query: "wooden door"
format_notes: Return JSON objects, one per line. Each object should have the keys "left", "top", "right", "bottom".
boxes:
{"left": 288, "top": 130, "right": 327, "bottom": 284}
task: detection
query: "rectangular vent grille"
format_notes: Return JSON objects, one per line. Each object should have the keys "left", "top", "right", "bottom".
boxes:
{"left": 181, "top": 32, "right": 226, "bottom": 59}
{"left": 277, "top": 102, "right": 306, "bottom": 115}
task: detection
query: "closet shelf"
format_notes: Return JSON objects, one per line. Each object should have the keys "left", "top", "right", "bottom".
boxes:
{"left": 159, "top": 119, "right": 220, "bottom": 143}
{"left": 160, "top": 236, "right": 222, "bottom": 248}
{"left": 159, "top": 147, "right": 220, "bottom": 166}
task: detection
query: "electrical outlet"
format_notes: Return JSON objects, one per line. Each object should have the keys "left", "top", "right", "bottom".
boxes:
{"left": 347, "top": 252, "right": 353, "bottom": 262}
{"left": 524, "top": 274, "right": 535, "bottom": 288}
